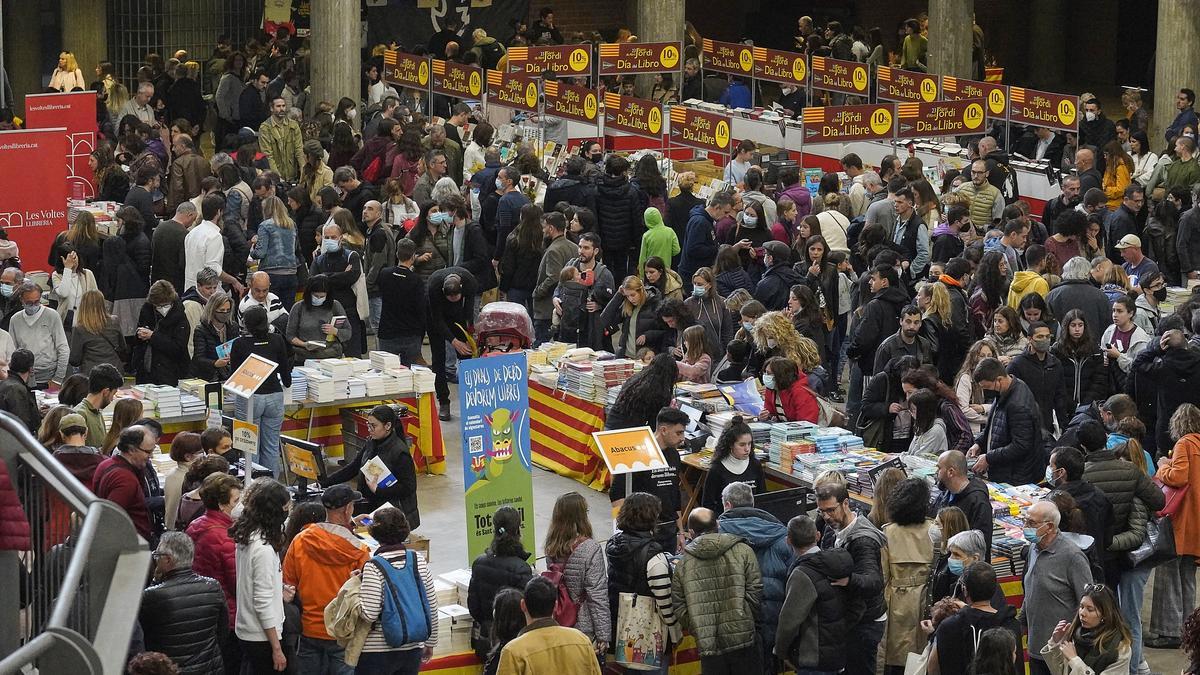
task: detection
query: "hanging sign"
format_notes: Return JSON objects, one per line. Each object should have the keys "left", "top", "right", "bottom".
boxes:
{"left": 701, "top": 38, "right": 754, "bottom": 77}
{"left": 1009, "top": 86, "right": 1079, "bottom": 132}
{"left": 542, "top": 80, "right": 599, "bottom": 125}
{"left": 24, "top": 91, "right": 98, "bottom": 201}
{"left": 810, "top": 55, "right": 870, "bottom": 96}
{"left": 602, "top": 92, "right": 663, "bottom": 140}
{"left": 801, "top": 103, "right": 896, "bottom": 143}
{"left": 597, "top": 41, "right": 682, "bottom": 75}
{"left": 669, "top": 106, "right": 732, "bottom": 153}
{"left": 752, "top": 47, "right": 807, "bottom": 87}
{"left": 382, "top": 50, "right": 429, "bottom": 91}
{"left": 432, "top": 59, "right": 483, "bottom": 99}
{"left": 895, "top": 99, "right": 987, "bottom": 138}
{"left": 941, "top": 76, "right": 1008, "bottom": 119}
{"left": 876, "top": 66, "right": 940, "bottom": 103}
{"left": 506, "top": 44, "right": 591, "bottom": 76}
{"left": 486, "top": 70, "right": 540, "bottom": 113}
{"left": 0, "top": 128, "right": 68, "bottom": 270}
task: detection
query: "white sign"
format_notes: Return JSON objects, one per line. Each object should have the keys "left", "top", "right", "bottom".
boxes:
{"left": 233, "top": 418, "right": 259, "bottom": 457}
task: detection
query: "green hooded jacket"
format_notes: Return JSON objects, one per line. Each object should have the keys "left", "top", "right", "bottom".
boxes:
{"left": 638, "top": 207, "right": 681, "bottom": 274}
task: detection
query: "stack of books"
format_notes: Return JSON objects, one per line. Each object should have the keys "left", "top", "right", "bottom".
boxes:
{"left": 812, "top": 429, "right": 865, "bottom": 453}
{"left": 318, "top": 358, "right": 354, "bottom": 380}
{"left": 436, "top": 569, "right": 472, "bottom": 607}
{"left": 179, "top": 393, "right": 205, "bottom": 417}
{"left": 411, "top": 366, "right": 436, "bottom": 393}
{"left": 433, "top": 605, "right": 474, "bottom": 656}
{"left": 748, "top": 422, "right": 773, "bottom": 449}
{"left": 768, "top": 422, "right": 819, "bottom": 467}
{"left": 385, "top": 366, "right": 413, "bottom": 392}
{"left": 139, "top": 385, "right": 182, "bottom": 418}
{"left": 297, "top": 367, "right": 338, "bottom": 403}
{"left": 346, "top": 376, "right": 367, "bottom": 399}
{"left": 288, "top": 368, "right": 308, "bottom": 403}
{"left": 370, "top": 351, "right": 402, "bottom": 371}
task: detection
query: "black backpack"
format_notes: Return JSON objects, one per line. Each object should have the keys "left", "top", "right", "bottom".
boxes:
{"left": 478, "top": 42, "right": 504, "bottom": 70}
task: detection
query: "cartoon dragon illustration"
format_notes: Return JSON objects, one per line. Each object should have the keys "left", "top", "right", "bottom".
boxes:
{"left": 467, "top": 407, "right": 524, "bottom": 492}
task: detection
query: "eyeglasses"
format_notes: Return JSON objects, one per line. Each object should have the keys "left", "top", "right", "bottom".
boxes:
{"left": 151, "top": 552, "right": 169, "bottom": 561}
{"left": 816, "top": 503, "right": 844, "bottom": 515}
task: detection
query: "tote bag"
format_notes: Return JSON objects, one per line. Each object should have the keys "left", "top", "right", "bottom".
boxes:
{"left": 614, "top": 592, "right": 667, "bottom": 671}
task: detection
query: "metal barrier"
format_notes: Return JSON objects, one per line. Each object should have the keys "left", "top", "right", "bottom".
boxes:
{"left": 0, "top": 412, "right": 149, "bottom": 675}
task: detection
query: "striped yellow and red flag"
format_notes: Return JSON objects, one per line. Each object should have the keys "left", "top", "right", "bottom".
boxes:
{"left": 543, "top": 80, "right": 559, "bottom": 97}
{"left": 1010, "top": 87, "right": 1026, "bottom": 104}
{"left": 604, "top": 92, "right": 622, "bottom": 109}
{"left": 599, "top": 43, "right": 620, "bottom": 57}
{"left": 751, "top": 46, "right": 767, "bottom": 61}
{"left": 897, "top": 102, "right": 921, "bottom": 118}
{"left": 507, "top": 46, "right": 529, "bottom": 62}
{"left": 486, "top": 70, "right": 504, "bottom": 87}
{"left": 702, "top": 38, "right": 714, "bottom": 53}
{"left": 432, "top": 60, "right": 446, "bottom": 75}
{"left": 943, "top": 76, "right": 959, "bottom": 95}
{"left": 383, "top": 50, "right": 397, "bottom": 67}
{"left": 878, "top": 66, "right": 893, "bottom": 82}
{"left": 669, "top": 107, "right": 688, "bottom": 124}
{"left": 811, "top": 56, "right": 826, "bottom": 70}
{"left": 801, "top": 107, "right": 825, "bottom": 125}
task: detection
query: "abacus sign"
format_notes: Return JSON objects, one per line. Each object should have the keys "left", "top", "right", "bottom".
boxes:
{"left": 701, "top": 38, "right": 753, "bottom": 76}
{"left": 382, "top": 50, "right": 428, "bottom": 90}
{"left": 486, "top": 70, "right": 539, "bottom": 113}
{"left": 603, "top": 92, "right": 664, "bottom": 140}
{"left": 506, "top": 44, "right": 591, "bottom": 75}
{"left": 1009, "top": 87, "right": 1078, "bottom": 132}
{"left": 597, "top": 41, "right": 682, "bottom": 75}
{"left": 941, "top": 76, "right": 1008, "bottom": 119}
{"left": 543, "top": 80, "right": 599, "bottom": 125}
{"left": 432, "top": 59, "right": 483, "bottom": 99}
{"left": 801, "top": 104, "right": 896, "bottom": 143}
{"left": 810, "top": 55, "right": 869, "bottom": 96}
{"left": 752, "top": 46, "right": 808, "bottom": 87}
{"left": 895, "top": 99, "right": 987, "bottom": 139}
{"left": 669, "top": 106, "right": 732, "bottom": 153}
{"left": 876, "top": 66, "right": 939, "bottom": 103}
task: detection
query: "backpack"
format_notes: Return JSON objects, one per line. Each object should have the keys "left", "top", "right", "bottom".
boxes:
{"left": 478, "top": 41, "right": 504, "bottom": 70}
{"left": 370, "top": 551, "right": 432, "bottom": 647}
{"left": 540, "top": 541, "right": 583, "bottom": 626}
{"left": 363, "top": 154, "right": 385, "bottom": 185}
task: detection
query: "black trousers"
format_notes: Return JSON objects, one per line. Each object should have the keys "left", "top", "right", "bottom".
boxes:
{"left": 240, "top": 638, "right": 296, "bottom": 675}
{"left": 698, "top": 641, "right": 762, "bottom": 674}
{"left": 843, "top": 618, "right": 885, "bottom": 675}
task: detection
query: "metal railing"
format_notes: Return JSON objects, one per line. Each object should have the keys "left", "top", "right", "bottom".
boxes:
{"left": 0, "top": 412, "right": 149, "bottom": 675}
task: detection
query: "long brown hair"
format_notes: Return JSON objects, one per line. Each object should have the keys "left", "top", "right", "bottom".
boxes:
{"left": 102, "top": 398, "right": 144, "bottom": 453}
{"left": 66, "top": 211, "right": 100, "bottom": 247}
{"left": 544, "top": 492, "right": 593, "bottom": 560}
{"left": 1067, "top": 585, "right": 1131, "bottom": 656}
{"left": 75, "top": 290, "right": 111, "bottom": 335}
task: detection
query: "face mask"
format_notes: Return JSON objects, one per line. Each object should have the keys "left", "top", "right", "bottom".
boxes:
{"left": 22, "top": 303, "right": 39, "bottom": 316}
{"left": 743, "top": 214, "right": 758, "bottom": 226}
{"left": 430, "top": 211, "right": 453, "bottom": 225}
{"left": 1023, "top": 525, "right": 1041, "bottom": 545}
{"left": 762, "top": 374, "right": 776, "bottom": 390}
{"left": 0, "top": 284, "right": 11, "bottom": 298}
{"left": 1031, "top": 337, "right": 1051, "bottom": 353}
{"left": 1155, "top": 287, "right": 1168, "bottom": 302}
{"left": 692, "top": 286, "right": 707, "bottom": 298}
{"left": 947, "top": 557, "right": 965, "bottom": 575}
{"left": 1085, "top": 111, "right": 1097, "bottom": 122}
{"left": 742, "top": 321, "right": 754, "bottom": 332}
{"left": 346, "top": 108, "right": 357, "bottom": 119}
{"left": 928, "top": 524, "right": 942, "bottom": 548}
{"left": 322, "top": 238, "right": 341, "bottom": 254}
{"left": 591, "top": 153, "right": 603, "bottom": 163}
{"left": 214, "top": 310, "right": 231, "bottom": 324}
{"left": 156, "top": 305, "right": 171, "bottom": 317}
{"left": 495, "top": 178, "right": 504, "bottom": 190}
{"left": 231, "top": 500, "right": 245, "bottom": 519}
{"left": 311, "top": 295, "right": 326, "bottom": 307}
{"left": 767, "top": 338, "right": 778, "bottom": 349}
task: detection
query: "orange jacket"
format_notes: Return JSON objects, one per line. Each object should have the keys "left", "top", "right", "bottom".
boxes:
{"left": 282, "top": 522, "right": 370, "bottom": 639}
{"left": 1157, "top": 433, "right": 1200, "bottom": 558}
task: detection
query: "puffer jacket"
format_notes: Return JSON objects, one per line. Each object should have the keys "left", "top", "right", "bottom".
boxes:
{"left": 543, "top": 175, "right": 596, "bottom": 215}
{"left": 605, "top": 529, "right": 665, "bottom": 629}
{"left": 594, "top": 173, "right": 647, "bottom": 253}
{"left": 717, "top": 507, "right": 792, "bottom": 655}
{"left": 754, "top": 262, "right": 800, "bottom": 311}
{"left": 822, "top": 513, "right": 888, "bottom": 627}
{"left": 846, "top": 285, "right": 910, "bottom": 374}
{"left": 776, "top": 547, "right": 853, "bottom": 671}
{"left": 186, "top": 509, "right": 237, "bottom": 623}
{"left": 139, "top": 568, "right": 228, "bottom": 675}
{"left": 671, "top": 532, "right": 762, "bottom": 657}
{"left": 548, "top": 538, "right": 610, "bottom": 642}
{"left": 0, "top": 459, "right": 30, "bottom": 551}
{"left": 599, "top": 285, "right": 665, "bottom": 358}
{"left": 1083, "top": 448, "right": 1167, "bottom": 553}
{"left": 976, "top": 376, "right": 1045, "bottom": 485}
{"left": 1053, "top": 346, "right": 1109, "bottom": 412}
{"left": 466, "top": 548, "right": 533, "bottom": 658}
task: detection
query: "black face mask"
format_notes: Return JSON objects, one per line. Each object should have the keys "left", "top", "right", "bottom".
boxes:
{"left": 1154, "top": 287, "right": 1168, "bottom": 301}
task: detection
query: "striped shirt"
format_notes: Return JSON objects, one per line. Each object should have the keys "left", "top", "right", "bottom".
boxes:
{"left": 359, "top": 548, "right": 440, "bottom": 652}
{"left": 646, "top": 552, "right": 680, "bottom": 641}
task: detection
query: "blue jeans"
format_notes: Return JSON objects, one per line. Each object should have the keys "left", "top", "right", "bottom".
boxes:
{"left": 505, "top": 287, "right": 533, "bottom": 310}
{"left": 533, "top": 318, "right": 552, "bottom": 346}
{"left": 251, "top": 391, "right": 285, "bottom": 477}
{"left": 355, "top": 648, "right": 422, "bottom": 674}
{"left": 846, "top": 363, "right": 866, "bottom": 425}
{"left": 1118, "top": 562, "right": 1152, "bottom": 673}
{"left": 368, "top": 296, "right": 383, "bottom": 333}
{"left": 444, "top": 340, "right": 458, "bottom": 374}
{"left": 297, "top": 636, "right": 354, "bottom": 675}
{"left": 378, "top": 335, "right": 424, "bottom": 367}
{"left": 268, "top": 272, "right": 299, "bottom": 308}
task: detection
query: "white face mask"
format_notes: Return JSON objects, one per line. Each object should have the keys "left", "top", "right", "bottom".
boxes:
{"left": 346, "top": 108, "right": 358, "bottom": 120}
{"left": 156, "top": 305, "right": 171, "bottom": 317}
{"left": 1085, "top": 111, "right": 1097, "bottom": 122}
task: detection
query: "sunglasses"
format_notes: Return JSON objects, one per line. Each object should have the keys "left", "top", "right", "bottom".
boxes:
{"left": 1084, "top": 583, "right": 1108, "bottom": 595}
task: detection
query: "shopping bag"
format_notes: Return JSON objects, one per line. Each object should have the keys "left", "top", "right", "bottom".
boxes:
{"left": 1128, "top": 515, "right": 1177, "bottom": 567}
{"left": 1156, "top": 479, "right": 1190, "bottom": 518}
{"left": 904, "top": 643, "right": 933, "bottom": 675}
{"left": 613, "top": 592, "right": 667, "bottom": 671}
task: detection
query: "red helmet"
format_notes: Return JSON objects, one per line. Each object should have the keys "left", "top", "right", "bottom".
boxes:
{"left": 474, "top": 302, "right": 534, "bottom": 355}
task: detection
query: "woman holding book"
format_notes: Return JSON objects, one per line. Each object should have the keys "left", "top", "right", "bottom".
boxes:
{"left": 191, "top": 290, "right": 234, "bottom": 382}
{"left": 320, "top": 404, "right": 419, "bottom": 527}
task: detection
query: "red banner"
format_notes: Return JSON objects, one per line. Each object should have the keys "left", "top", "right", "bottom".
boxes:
{"left": 801, "top": 104, "right": 895, "bottom": 143}
{"left": 542, "top": 81, "right": 599, "bottom": 125}
{"left": 810, "top": 55, "right": 870, "bottom": 96}
{"left": 0, "top": 129, "right": 69, "bottom": 270}
{"left": 876, "top": 66, "right": 940, "bottom": 103}
{"left": 669, "top": 106, "right": 731, "bottom": 153}
{"left": 752, "top": 46, "right": 807, "bottom": 87}
{"left": 486, "top": 70, "right": 539, "bottom": 113}
{"left": 941, "top": 76, "right": 1008, "bottom": 119}
{"left": 602, "top": 92, "right": 663, "bottom": 140}
{"left": 701, "top": 39, "right": 754, "bottom": 77}
{"left": 895, "top": 99, "right": 987, "bottom": 139}
{"left": 431, "top": 59, "right": 483, "bottom": 99}
{"left": 1009, "top": 86, "right": 1079, "bottom": 133}
{"left": 597, "top": 42, "right": 682, "bottom": 75}
{"left": 382, "top": 50, "right": 429, "bottom": 91}
{"left": 25, "top": 91, "right": 98, "bottom": 201}
{"left": 506, "top": 44, "right": 592, "bottom": 76}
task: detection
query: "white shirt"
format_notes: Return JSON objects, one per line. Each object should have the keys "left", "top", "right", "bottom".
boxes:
{"left": 235, "top": 535, "right": 285, "bottom": 641}
{"left": 1035, "top": 133, "right": 1056, "bottom": 161}
{"left": 239, "top": 292, "right": 289, "bottom": 331}
{"left": 183, "top": 220, "right": 225, "bottom": 291}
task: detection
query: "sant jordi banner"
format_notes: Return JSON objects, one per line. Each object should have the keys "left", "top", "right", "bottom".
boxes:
{"left": 24, "top": 91, "right": 98, "bottom": 201}
{"left": 895, "top": 99, "right": 987, "bottom": 139}
{"left": 506, "top": 44, "right": 591, "bottom": 76}
{"left": 0, "top": 129, "right": 68, "bottom": 271}
{"left": 941, "top": 76, "right": 1008, "bottom": 120}
{"left": 382, "top": 50, "right": 430, "bottom": 92}
{"left": 459, "top": 351, "right": 534, "bottom": 563}
{"left": 876, "top": 66, "right": 939, "bottom": 103}
{"left": 543, "top": 80, "right": 599, "bottom": 125}
{"left": 603, "top": 91, "right": 663, "bottom": 141}
{"left": 1009, "top": 86, "right": 1079, "bottom": 133}
{"left": 801, "top": 103, "right": 896, "bottom": 143}
{"left": 486, "top": 70, "right": 539, "bottom": 113}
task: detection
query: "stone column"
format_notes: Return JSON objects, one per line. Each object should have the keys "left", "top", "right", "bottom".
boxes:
{"left": 4, "top": 1, "right": 42, "bottom": 114}
{"left": 1026, "top": 0, "right": 1066, "bottom": 90}
{"left": 310, "top": 0, "right": 360, "bottom": 129}
{"left": 626, "top": 0, "right": 684, "bottom": 97}
{"left": 927, "top": 0, "right": 972, "bottom": 79}
{"left": 1153, "top": 0, "right": 1200, "bottom": 143}
{"left": 61, "top": 0, "right": 107, "bottom": 87}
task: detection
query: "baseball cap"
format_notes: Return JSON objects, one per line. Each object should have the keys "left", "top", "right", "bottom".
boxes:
{"left": 321, "top": 484, "right": 362, "bottom": 509}
{"left": 763, "top": 240, "right": 791, "bottom": 261}
{"left": 59, "top": 413, "right": 87, "bottom": 432}
{"left": 237, "top": 126, "right": 259, "bottom": 145}
{"left": 443, "top": 273, "right": 463, "bottom": 296}
{"left": 1114, "top": 234, "right": 1142, "bottom": 250}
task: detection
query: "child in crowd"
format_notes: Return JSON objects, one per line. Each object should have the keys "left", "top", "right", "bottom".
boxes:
{"left": 636, "top": 347, "right": 656, "bottom": 365}
{"left": 553, "top": 266, "right": 587, "bottom": 344}
{"left": 713, "top": 338, "right": 751, "bottom": 385}
{"left": 676, "top": 324, "right": 712, "bottom": 384}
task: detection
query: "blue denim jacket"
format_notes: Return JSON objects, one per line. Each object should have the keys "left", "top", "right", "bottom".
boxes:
{"left": 251, "top": 218, "right": 298, "bottom": 272}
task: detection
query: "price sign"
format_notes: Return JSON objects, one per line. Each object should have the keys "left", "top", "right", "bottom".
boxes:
{"left": 543, "top": 80, "right": 599, "bottom": 125}
{"left": 486, "top": 70, "right": 539, "bottom": 113}
{"left": 382, "top": 50, "right": 429, "bottom": 91}
{"left": 432, "top": 59, "right": 483, "bottom": 99}
{"left": 1009, "top": 86, "right": 1079, "bottom": 132}
{"left": 603, "top": 92, "right": 664, "bottom": 140}
{"left": 942, "top": 76, "right": 1008, "bottom": 119}
{"left": 669, "top": 106, "right": 732, "bottom": 153}
{"left": 752, "top": 46, "right": 807, "bottom": 87}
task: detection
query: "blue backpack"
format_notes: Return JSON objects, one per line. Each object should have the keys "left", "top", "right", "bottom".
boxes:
{"left": 370, "top": 551, "right": 432, "bottom": 647}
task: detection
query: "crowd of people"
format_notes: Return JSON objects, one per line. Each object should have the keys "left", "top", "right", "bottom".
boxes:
{"left": 13, "top": 5, "right": 1200, "bottom": 675}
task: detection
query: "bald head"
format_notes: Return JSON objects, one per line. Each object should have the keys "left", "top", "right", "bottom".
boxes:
{"left": 978, "top": 136, "right": 997, "bottom": 154}
{"left": 936, "top": 450, "right": 970, "bottom": 493}
{"left": 249, "top": 271, "right": 271, "bottom": 302}
{"left": 363, "top": 200, "right": 383, "bottom": 225}
{"left": 1075, "top": 147, "right": 1095, "bottom": 170}
{"left": 688, "top": 507, "right": 717, "bottom": 535}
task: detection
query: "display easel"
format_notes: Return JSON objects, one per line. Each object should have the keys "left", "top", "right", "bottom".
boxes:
{"left": 223, "top": 353, "right": 279, "bottom": 488}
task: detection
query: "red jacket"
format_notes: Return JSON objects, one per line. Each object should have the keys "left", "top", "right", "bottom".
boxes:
{"left": 92, "top": 455, "right": 151, "bottom": 540}
{"left": 763, "top": 373, "right": 819, "bottom": 423}
{"left": 187, "top": 509, "right": 237, "bottom": 623}
{"left": 0, "top": 459, "right": 30, "bottom": 551}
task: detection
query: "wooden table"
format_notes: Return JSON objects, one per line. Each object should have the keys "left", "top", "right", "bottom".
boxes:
{"left": 678, "top": 452, "right": 712, "bottom": 520}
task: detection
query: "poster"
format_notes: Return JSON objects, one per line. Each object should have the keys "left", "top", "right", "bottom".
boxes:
{"left": 543, "top": 80, "right": 599, "bottom": 125}
{"left": 283, "top": 442, "right": 319, "bottom": 480}
{"left": 432, "top": 59, "right": 483, "bottom": 100}
{"left": 365, "top": 0, "right": 531, "bottom": 50}
{"left": 876, "top": 66, "right": 939, "bottom": 103}
{"left": 942, "top": 76, "right": 1008, "bottom": 119}
{"left": 701, "top": 38, "right": 754, "bottom": 77}
{"left": 810, "top": 55, "right": 869, "bottom": 96}
{"left": 669, "top": 106, "right": 731, "bottom": 153}
{"left": 486, "top": 70, "right": 539, "bottom": 112}
{"left": 506, "top": 44, "right": 591, "bottom": 76}
{"left": 752, "top": 46, "right": 807, "bottom": 88}
{"left": 459, "top": 351, "right": 534, "bottom": 563}
{"left": 592, "top": 427, "right": 666, "bottom": 475}
{"left": 801, "top": 104, "right": 896, "bottom": 143}
{"left": 223, "top": 353, "right": 278, "bottom": 398}
{"left": 24, "top": 91, "right": 98, "bottom": 201}
{"left": 598, "top": 41, "right": 681, "bottom": 75}
{"left": 895, "top": 99, "right": 987, "bottom": 139}
{"left": 382, "top": 50, "right": 430, "bottom": 91}
{"left": 0, "top": 128, "right": 68, "bottom": 270}
{"left": 602, "top": 91, "right": 663, "bottom": 141}
{"left": 1009, "top": 86, "right": 1078, "bottom": 132}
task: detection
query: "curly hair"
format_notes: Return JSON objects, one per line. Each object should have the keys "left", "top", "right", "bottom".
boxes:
{"left": 229, "top": 478, "right": 291, "bottom": 551}
{"left": 713, "top": 415, "right": 754, "bottom": 463}
{"left": 973, "top": 250, "right": 1009, "bottom": 308}
{"left": 610, "top": 353, "right": 678, "bottom": 421}
{"left": 751, "top": 311, "right": 809, "bottom": 366}
{"left": 1182, "top": 606, "right": 1200, "bottom": 667}
{"left": 616, "top": 491, "right": 661, "bottom": 532}
{"left": 887, "top": 477, "right": 931, "bottom": 526}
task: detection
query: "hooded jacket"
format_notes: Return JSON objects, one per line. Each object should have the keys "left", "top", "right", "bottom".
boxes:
{"left": 281, "top": 522, "right": 371, "bottom": 640}
{"left": 1007, "top": 351, "right": 1073, "bottom": 434}
{"left": 775, "top": 547, "right": 854, "bottom": 671}
{"left": 754, "top": 260, "right": 801, "bottom": 311}
{"left": 777, "top": 182, "right": 813, "bottom": 219}
{"left": 139, "top": 567, "right": 228, "bottom": 675}
{"left": 1007, "top": 270, "right": 1049, "bottom": 308}
{"left": 930, "top": 222, "right": 964, "bottom": 263}
{"left": 1131, "top": 340, "right": 1200, "bottom": 459}
{"left": 933, "top": 604, "right": 1023, "bottom": 675}
{"left": 718, "top": 507, "right": 793, "bottom": 654}
{"left": 638, "top": 207, "right": 681, "bottom": 274}
{"left": 847, "top": 285, "right": 910, "bottom": 373}
{"left": 543, "top": 174, "right": 596, "bottom": 215}
{"left": 605, "top": 528, "right": 664, "bottom": 641}
{"left": 680, "top": 203, "right": 718, "bottom": 279}
{"left": 467, "top": 547, "right": 533, "bottom": 658}
{"left": 595, "top": 173, "right": 647, "bottom": 252}
{"left": 1058, "top": 478, "right": 1114, "bottom": 553}
{"left": 933, "top": 477, "right": 995, "bottom": 555}
{"left": 672, "top": 532, "right": 762, "bottom": 657}
{"left": 976, "top": 376, "right": 1045, "bottom": 485}
{"left": 823, "top": 513, "right": 887, "bottom": 626}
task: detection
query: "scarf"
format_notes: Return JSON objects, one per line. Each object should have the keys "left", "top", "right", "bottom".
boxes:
{"left": 938, "top": 274, "right": 962, "bottom": 288}
{"left": 1073, "top": 627, "right": 1120, "bottom": 674}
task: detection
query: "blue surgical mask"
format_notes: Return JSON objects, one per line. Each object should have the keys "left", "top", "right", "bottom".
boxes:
{"left": 322, "top": 238, "right": 341, "bottom": 254}
{"left": 22, "top": 303, "right": 39, "bottom": 316}
{"left": 742, "top": 321, "right": 754, "bottom": 332}
{"left": 0, "top": 284, "right": 12, "bottom": 298}
{"left": 430, "top": 211, "right": 452, "bottom": 225}
{"left": 947, "top": 557, "right": 965, "bottom": 575}
{"left": 311, "top": 295, "right": 326, "bottom": 307}
{"left": 763, "top": 374, "right": 776, "bottom": 390}
{"left": 1023, "top": 526, "right": 1041, "bottom": 545}
{"left": 692, "top": 286, "right": 707, "bottom": 298}
{"left": 743, "top": 214, "right": 758, "bottom": 226}
{"left": 495, "top": 178, "right": 504, "bottom": 190}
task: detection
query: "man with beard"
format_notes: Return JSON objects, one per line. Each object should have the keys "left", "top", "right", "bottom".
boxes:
{"left": 1041, "top": 175, "right": 1080, "bottom": 233}
{"left": 555, "top": 233, "right": 614, "bottom": 352}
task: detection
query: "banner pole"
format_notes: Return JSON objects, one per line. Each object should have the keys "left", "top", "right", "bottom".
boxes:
{"left": 244, "top": 396, "right": 255, "bottom": 491}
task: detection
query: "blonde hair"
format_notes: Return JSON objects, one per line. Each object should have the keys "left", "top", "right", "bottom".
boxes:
{"left": 76, "top": 290, "right": 111, "bottom": 335}
{"left": 59, "top": 51, "right": 79, "bottom": 72}
{"left": 67, "top": 211, "right": 100, "bottom": 247}
{"left": 1170, "top": 403, "right": 1200, "bottom": 441}
{"left": 102, "top": 398, "right": 144, "bottom": 453}
{"left": 261, "top": 196, "right": 293, "bottom": 229}
{"left": 682, "top": 324, "right": 707, "bottom": 362}
{"left": 1103, "top": 264, "right": 1132, "bottom": 291}
{"left": 691, "top": 267, "right": 716, "bottom": 297}
{"left": 620, "top": 276, "right": 646, "bottom": 317}
{"left": 919, "top": 282, "right": 952, "bottom": 327}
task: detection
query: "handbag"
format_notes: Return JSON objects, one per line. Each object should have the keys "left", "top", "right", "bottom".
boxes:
{"left": 806, "top": 385, "right": 846, "bottom": 428}
{"left": 1127, "top": 514, "right": 1177, "bottom": 567}
{"left": 614, "top": 592, "right": 668, "bottom": 671}
{"left": 903, "top": 643, "right": 933, "bottom": 675}
{"left": 1156, "top": 479, "right": 1190, "bottom": 518}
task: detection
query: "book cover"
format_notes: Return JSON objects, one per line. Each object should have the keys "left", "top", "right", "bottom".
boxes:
{"left": 361, "top": 455, "right": 396, "bottom": 489}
